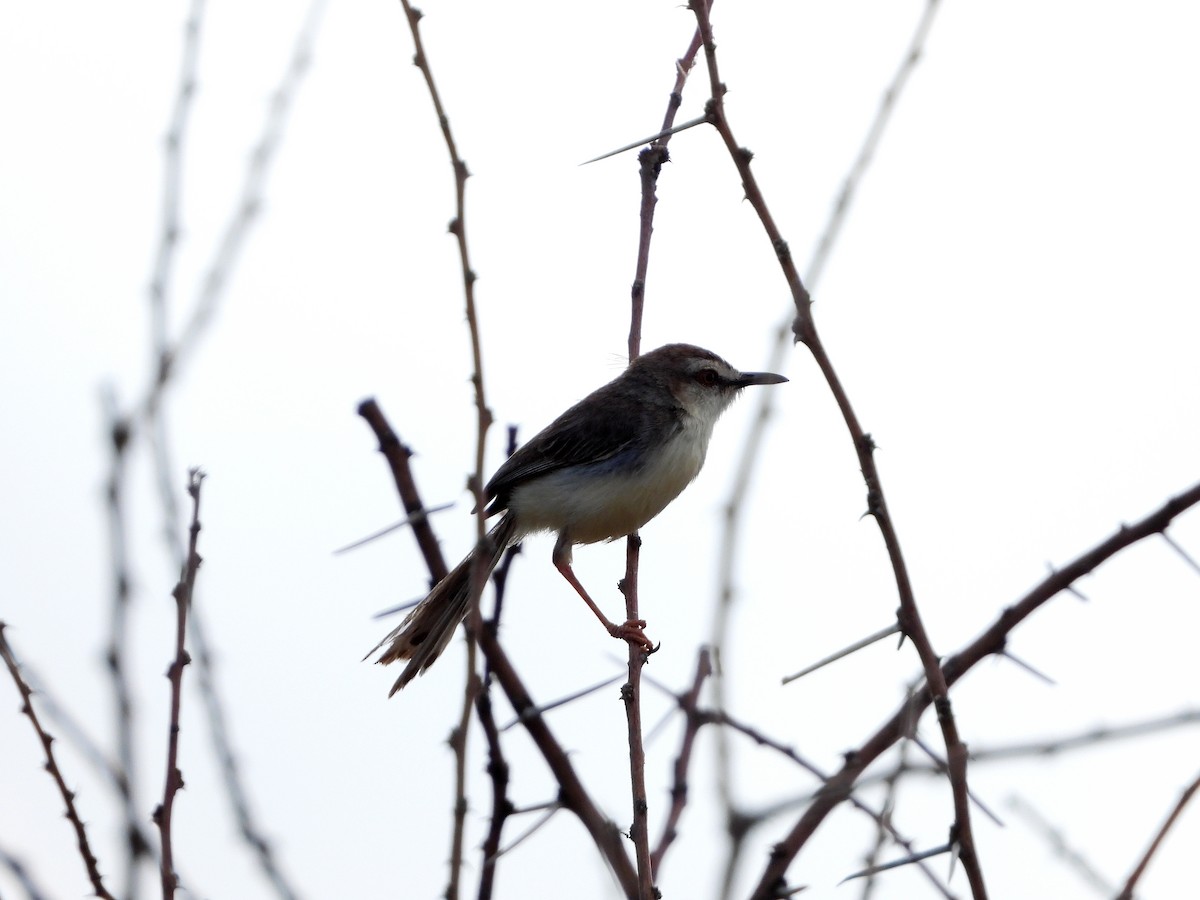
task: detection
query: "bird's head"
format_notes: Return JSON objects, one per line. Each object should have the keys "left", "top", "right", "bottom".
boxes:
{"left": 633, "top": 343, "right": 788, "bottom": 427}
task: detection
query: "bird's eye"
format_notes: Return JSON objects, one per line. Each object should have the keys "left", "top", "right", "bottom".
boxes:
{"left": 695, "top": 368, "right": 720, "bottom": 387}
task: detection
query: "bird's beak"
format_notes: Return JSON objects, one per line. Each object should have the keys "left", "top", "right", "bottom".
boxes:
{"left": 735, "top": 371, "right": 788, "bottom": 387}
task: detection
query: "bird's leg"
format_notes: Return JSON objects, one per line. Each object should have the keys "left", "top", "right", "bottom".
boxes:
{"left": 553, "top": 534, "right": 654, "bottom": 652}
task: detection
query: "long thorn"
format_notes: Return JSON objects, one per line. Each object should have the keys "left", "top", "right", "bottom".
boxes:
{"left": 580, "top": 115, "right": 709, "bottom": 165}
{"left": 333, "top": 502, "right": 454, "bottom": 554}
{"left": 781, "top": 622, "right": 901, "bottom": 684}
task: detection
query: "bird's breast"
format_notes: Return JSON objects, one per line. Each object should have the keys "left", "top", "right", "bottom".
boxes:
{"left": 508, "top": 415, "right": 712, "bottom": 545}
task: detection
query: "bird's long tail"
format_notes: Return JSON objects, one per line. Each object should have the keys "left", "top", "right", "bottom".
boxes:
{"left": 370, "top": 514, "right": 518, "bottom": 695}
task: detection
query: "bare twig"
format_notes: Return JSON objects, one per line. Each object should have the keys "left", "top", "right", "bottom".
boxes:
{"left": 477, "top": 475, "right": 519, "bottom": 900}
{"left": 152, "top": 469, "right": 206, "bottom": 900}
{"left": 614, "top": 21, "right": 710, "bottom": 897}
{"left": 1115, "top": 769, "right": 1200, "bottom": 900}
{"left": 475, "top": 612, "right": 512, "bottom": 900}
{"left": 473, "top": 678, "right": 510, "bottom": 900}
{"left": 0, "top": 624, "right": 117, "bottom": 900}
{"left": 651, "top": 648, "right": 712, "bottom": 872}
{"left": 627, "top": 16, "right": 706, "bottom": 362}
{"left": 393, "top": 3, "right": 493, "bottom": 894}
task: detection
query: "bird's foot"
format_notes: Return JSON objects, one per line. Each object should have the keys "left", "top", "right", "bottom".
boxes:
{"left": 609, "top": 618, "right": 656, "bottom": 654}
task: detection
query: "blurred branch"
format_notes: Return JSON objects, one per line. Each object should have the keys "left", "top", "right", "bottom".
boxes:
{"left": 0, "top": 624, "right": 117, "bottom": 900}
{"left": 148, "top": 0, "right": 325, "bottom": 416}
{"left": 96, "top": 8, "right": 211, "bottom": 892}
{"left": 651, "top": 648, "right": 712, "bottom": 872}
{"left": 101, "top": 390, "right": 152, "bottom": 896}
{"left": 1007, "top": 796, "right": 1115, "bottom": 896}
{"left": 0, "top": 845, "right": 51, "bottom": 900}
{"left": 859, "top": 731, "right": 914, "bottom": 900}
{"left": 873, "top": 709, "right": 1200, "bottom": 775}
{"left": 139, "top": 8, "right": 323, "bottom": 897}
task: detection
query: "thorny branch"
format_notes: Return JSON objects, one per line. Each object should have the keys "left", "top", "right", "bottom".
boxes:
{"left": 393, "top": 5, "right": 493, "bottom": 894}
{"left": 618, "top": 19, "right": 710, "bottom": 897}
{"left": 705, "top": 1, "right": 945, "bottom": 891}
{"left": 0, "top": 625, "right": 118, "bottom": 900}
{"left": 748, "top": 481, "right": 1200, "bottom": 897}
{"left": 683, "top": 1, "right": 985, "bottom": 895}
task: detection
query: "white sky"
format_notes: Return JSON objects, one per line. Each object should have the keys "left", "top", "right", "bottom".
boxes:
{"left": 2, "top": 2, "right": 1199, "bottom": 898}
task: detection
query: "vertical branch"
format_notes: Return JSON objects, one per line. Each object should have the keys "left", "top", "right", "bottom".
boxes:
{"left": 474, "top": 545, "right": 519, "bottom": 900}
{"left": 628, "top": 23, "right": 705, "bottom": 361}
{"left": 101, "top": 391, "right": 153, "bottom": 896}
{"left": 145, "top": 0, "right": 207, "bottom": 574}
{"left": 395, "top": 5, "right": 493, "bottom": 897}
{"left": 149, "top": 0, "right": 204, "bottom": 360}
{"left": 153, "top": 469, "right": 206, "bottom": 900}
{"left": 618, "top": 536, "right": 654, "bottom": 899}
{"left": 617, "top": 23, "right": 710, "bottom": 899}
{"left": 0, "top": 625, "right": 117, "bottom": 900}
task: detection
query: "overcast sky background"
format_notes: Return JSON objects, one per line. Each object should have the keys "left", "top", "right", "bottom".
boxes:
{"left": 3, "top": 2, "right": 1200, "bottom": 898}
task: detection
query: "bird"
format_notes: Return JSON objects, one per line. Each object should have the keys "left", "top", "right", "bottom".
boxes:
{"left": 371, "top": 343, "right": 787, "bottom": 694}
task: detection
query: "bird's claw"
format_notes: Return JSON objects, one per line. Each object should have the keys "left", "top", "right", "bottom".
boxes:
{"left": 611, "top": 618, "right": 655, "bottom": 653}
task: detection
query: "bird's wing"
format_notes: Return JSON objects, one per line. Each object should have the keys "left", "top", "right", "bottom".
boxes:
{"left": 483, "top": 391, "right": 679, "bottom": 512}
